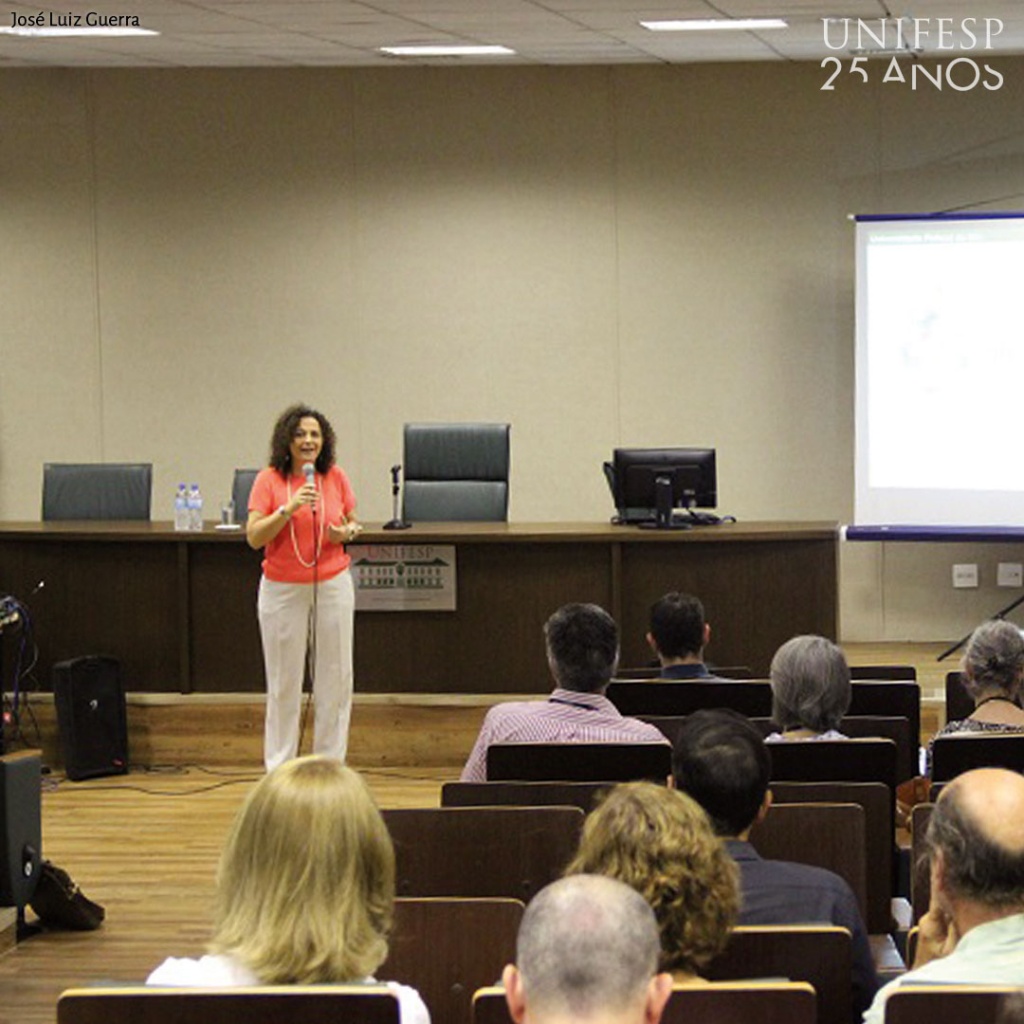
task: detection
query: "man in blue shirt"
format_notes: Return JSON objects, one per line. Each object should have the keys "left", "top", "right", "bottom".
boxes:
{"left": 672, "top": 708, "right": 879, "bottom": 1019}
{"left": 646, "top": 591, "right": 721, "bottom": 679}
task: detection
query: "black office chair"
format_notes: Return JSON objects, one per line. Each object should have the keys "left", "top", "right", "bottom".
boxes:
{"left": 42, "top": 463, "right": 152, "bottom": 521}
{"left": 231, "top": 468, "right": 260, "bottom": 520}
{"left": 401, "top": 423, "right": 510, "bottom": 522}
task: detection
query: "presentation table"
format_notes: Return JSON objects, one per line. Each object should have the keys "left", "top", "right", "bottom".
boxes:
{"left": 0, "top": 520, "right": 837, "bottom": 694}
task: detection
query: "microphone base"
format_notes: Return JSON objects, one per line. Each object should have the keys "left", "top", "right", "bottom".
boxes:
{"left": 382, "top": 519, "right": 412, "bottom": 531}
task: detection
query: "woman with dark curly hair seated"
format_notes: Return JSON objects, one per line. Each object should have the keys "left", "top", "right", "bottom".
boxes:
{"left": 564, "top": 782, "right": 739, "bottom": 983}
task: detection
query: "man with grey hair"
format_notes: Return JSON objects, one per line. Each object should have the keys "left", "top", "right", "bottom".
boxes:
{"left": 459, "top": 603, "right": 668, "bottom": 782}
{"left": 503, "top": 875, "right": 673, "bottom": 1024}
{"left": 863, "top": 767, "right": 1024, "bottom": 1023}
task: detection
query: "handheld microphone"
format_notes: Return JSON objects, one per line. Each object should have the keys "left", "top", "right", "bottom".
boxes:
{"left": 303, "top": 462, "right": 315, "bottom": 486}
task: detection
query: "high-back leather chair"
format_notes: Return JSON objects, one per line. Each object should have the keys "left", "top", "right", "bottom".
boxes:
{"left": 401, "top": 423, "right": 510, "bottom": 522}
{"left": 231, "top": 468, "right": 260, "bottom": 520}
{"left": 42, "top": 463, "right": 152, "bottom": 521}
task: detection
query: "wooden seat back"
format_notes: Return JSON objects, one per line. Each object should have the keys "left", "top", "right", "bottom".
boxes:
{"left": 770, "top": 781, "right": 892, "bottom": 934}
{"left": 473, "top": 981, "right": 817, "bottom": 1024}
{"left": 382, "top": 897, "right": 523, "bottom": 1024}
{"left": 606, "top": 680, "right": 772, "bottom": 717}
{"left": 931, "top": 732, "right": 1024, "bottom": 782}
{"left": 909, "top": 802, "right": 935, "bottom": 924}
{"left": 484, "top": 742, "right": 671, "bottom": 783}
{"left": 441, "top": 780, "right": 615, "bottom": 812}
{"left": 57, "top": 986, "right": 401, "bottom": 1024}
{"left": 849, "top": 665, "right": 917, "bottom": 681}
{"left": 848, "top": 680, "right": 921, "bottom": 750}
{"left": 748, "top": 803, "right": 868, "bottom": 928}
{"left": 382, "top": 806, "right": 583, "bottom": 902}
{"left": 884, "top": 985, "right": 1024, "bottom": 1024}
{"left": 944, "top": 670, "right": 975, "bottom": 724}
{"left": 705, "top": 925, "right": 851, "bottom": 1024}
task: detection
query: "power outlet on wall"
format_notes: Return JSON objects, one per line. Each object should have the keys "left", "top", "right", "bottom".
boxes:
{"left": 998, "top": 563, "right": 1024, "bottom": 588}
{"left": 952, "top": 563, "right": 979, "bottom": 588}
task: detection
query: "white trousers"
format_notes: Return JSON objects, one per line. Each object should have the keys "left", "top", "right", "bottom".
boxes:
{"left": 257, "top": 571, "right": 355, "bottom": 772}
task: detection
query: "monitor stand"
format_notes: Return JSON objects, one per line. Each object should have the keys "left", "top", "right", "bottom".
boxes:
{"left": 638, "top": 477, "right": 692, "bottom": 530}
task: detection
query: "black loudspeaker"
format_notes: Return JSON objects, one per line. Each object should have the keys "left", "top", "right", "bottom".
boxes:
{"left": 0, "top": 750, "right": 42, "bottom": 909}
{"left": 53, "top": 656, "right": 129, "bottom": 782}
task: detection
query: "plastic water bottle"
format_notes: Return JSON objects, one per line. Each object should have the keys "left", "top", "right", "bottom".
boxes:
{"left": 174, "top": 483, "right": 188, "bottom": 532}
{"left": 188, "top": 483, "right": 204, "bottom": 531}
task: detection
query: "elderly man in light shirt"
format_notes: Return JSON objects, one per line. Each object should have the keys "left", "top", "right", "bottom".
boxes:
{"left": 863, "top": 767, "right": 1024, "bottom": 1023}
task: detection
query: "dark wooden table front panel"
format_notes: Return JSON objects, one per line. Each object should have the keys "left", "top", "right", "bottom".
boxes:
{"left": 0, "top": 521, "right": 837, "bottom": 694}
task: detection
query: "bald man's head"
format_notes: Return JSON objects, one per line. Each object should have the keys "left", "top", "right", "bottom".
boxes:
{"left": 929, "top": 768, "right": 1024, "bottom": 910}
{"left": 503, "top": 875, "right": 672, "bottom": 1024}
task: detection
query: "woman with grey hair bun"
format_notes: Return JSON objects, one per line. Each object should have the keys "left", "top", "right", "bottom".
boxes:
{"left": 765, "top": 634, "right": 851, "bottom": 741}
{"left": 929, "top": 619, "right": 1024, "bottom": 760}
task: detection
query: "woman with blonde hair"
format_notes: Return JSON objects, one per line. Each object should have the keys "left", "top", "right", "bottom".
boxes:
{"left": 147, "top": 756, "right": 428, "bottom": 1023}
{"left": 564, "top": 782, "right": 739, "bottom": 983}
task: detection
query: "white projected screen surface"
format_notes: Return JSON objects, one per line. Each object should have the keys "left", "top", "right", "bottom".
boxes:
{"left": 855, "top": 215, "right": 1024, "bottom": 526}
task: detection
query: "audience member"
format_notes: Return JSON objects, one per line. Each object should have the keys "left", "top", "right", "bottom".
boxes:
{"left": 460, "top": 604, "right": 668, "bottom": 782}
{"left": 147, "top": 756, "right": 429, "bottom": 1024}
{"left": 502, "top": 875, "right": 673, "bottom": 1024}
{"left": 930, "top": 620, "right": 1024, "bottom": 760}
{"left": 565, "top": 781, "right": 738, "bottom": 983}
{"left": 646, "top": 592, "right": 722, "bottom": 679}
{"left": 863, "top": 767, "right": 1024, "bottom": 1023}
{"left": 672, "top": 709, "right": 878, "bottom": 1017}
{"left": 766, "top": 634, "right": 850, "bottom": 741}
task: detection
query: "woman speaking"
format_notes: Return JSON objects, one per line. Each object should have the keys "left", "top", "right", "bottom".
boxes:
{"left": 247, "top": 403, "right": 361, "bottom": 771}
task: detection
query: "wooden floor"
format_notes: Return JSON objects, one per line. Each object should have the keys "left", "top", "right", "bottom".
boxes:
{"left": 1, "top": 641, "right": 952, "bottom": 1024}
{"left": 1, "top": 766, "right": 453, "bottom": 1024}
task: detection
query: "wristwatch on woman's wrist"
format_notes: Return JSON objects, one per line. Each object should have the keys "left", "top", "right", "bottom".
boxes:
{"left": 276, "top": 505, "right": 291, "bottom": 519}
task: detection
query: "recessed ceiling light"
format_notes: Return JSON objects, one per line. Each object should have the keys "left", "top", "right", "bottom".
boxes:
{"left": 640, "top": 18, "right": 788, "bottom": 32}
{"left": 0, "top": 26, "right": 158, "bottom": 37}
{"left": 379, "top": 44, "right": 516, "bottom": 57}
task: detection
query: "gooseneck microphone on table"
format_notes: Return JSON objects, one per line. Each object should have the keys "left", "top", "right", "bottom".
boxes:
{"left": 383, "top": 464, "right": 411, "bottom": 530}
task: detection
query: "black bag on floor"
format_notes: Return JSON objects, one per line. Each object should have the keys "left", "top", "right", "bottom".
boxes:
{"left": 29, "top": 859, "right": 105, "bottom": 930}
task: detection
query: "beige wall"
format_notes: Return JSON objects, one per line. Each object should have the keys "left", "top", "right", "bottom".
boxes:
{"left": 3, "top": 60, "right": 1023, "bottom": 642}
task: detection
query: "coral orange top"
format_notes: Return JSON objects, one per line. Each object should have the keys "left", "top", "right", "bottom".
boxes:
{"left": 249, "top": 465, "right": 356, "bottom": 584}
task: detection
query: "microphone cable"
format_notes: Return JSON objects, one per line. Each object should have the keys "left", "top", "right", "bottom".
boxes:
{"left": 298, "top": 463, "right": 319, "bottom": 754}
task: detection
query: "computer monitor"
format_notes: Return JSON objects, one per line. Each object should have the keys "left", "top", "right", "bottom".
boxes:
{"left": 609, "top": 448, "right": 717, "bottom": 528}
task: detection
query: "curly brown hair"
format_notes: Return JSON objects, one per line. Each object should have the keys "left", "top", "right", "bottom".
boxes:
{"left": 267, "top": 403, "right": 337, "bottom": 476}
{"left": 565, "top": 782, "right": 739, "bottom": 977}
